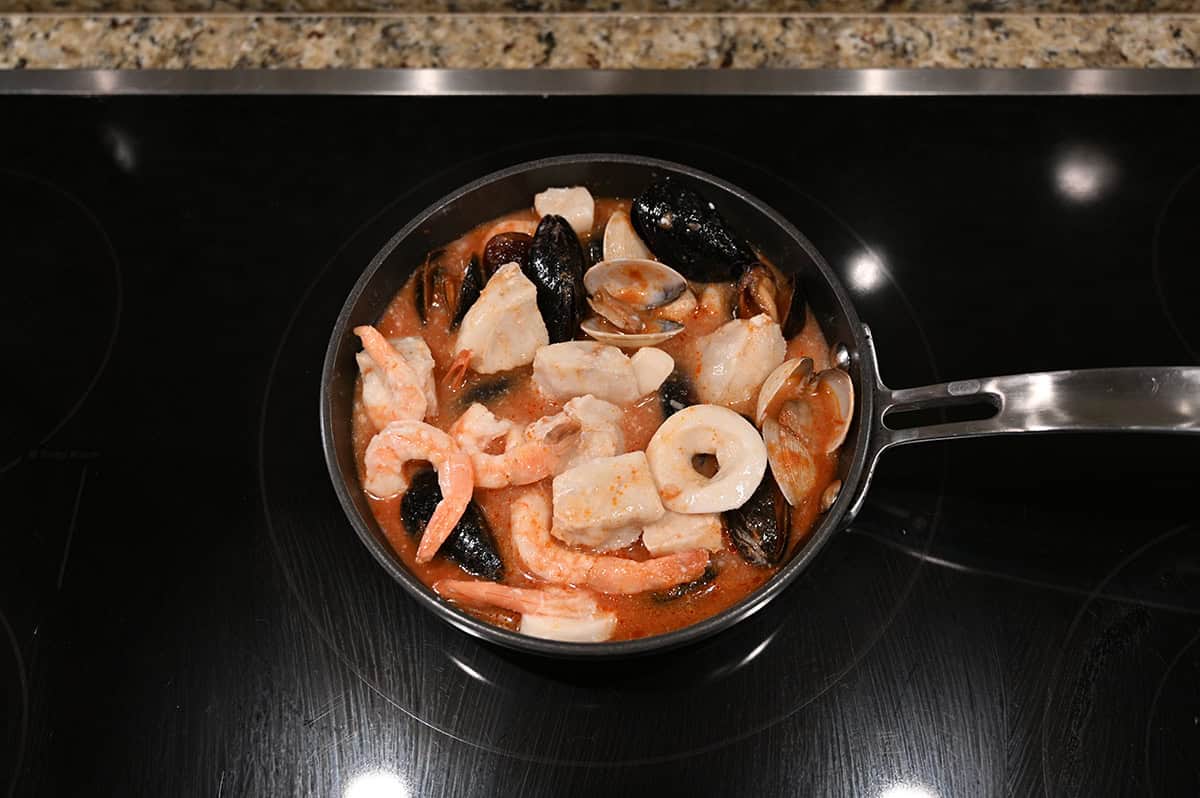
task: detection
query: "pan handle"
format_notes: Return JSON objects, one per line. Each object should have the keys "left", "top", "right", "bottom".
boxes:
{"left": 846, "top": 326, "right": 1200, "bottom": 519}
{"left": 873, "top": 356, "right": 1200, "bottom": 446}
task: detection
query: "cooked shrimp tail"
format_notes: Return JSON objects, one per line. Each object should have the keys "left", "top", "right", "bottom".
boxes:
{"left": 444, "top": 348, "right": 472, "bottom": 391}
{"left": 510, "top": 490, "right": 709, "bottom": 594}
{"left": 354, "top": 325, "right": 429, "bottom": 422}
{"left": 434, "top": 578, "right": 617, "bottom": 642}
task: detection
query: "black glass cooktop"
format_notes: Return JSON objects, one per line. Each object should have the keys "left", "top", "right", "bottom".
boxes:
{"left": 2, "top": 94, "right": 1198, "bottom": 798}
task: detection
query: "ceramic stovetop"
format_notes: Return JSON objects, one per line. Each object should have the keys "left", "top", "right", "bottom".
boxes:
{"left": 2, "top": 94, "right": 1197, "bottom": 797}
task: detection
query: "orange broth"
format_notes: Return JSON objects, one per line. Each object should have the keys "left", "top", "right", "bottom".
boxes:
{"left": 352, "top": 198, "right": 841, "bottom": 640}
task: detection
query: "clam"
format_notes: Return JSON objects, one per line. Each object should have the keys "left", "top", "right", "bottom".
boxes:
{"left": 755, "top": 357, "right": 815, "bottom": 426}
{"left": 754, "top": 359, "right": 853, "bottom": 452}
{"left": 580, "top": 316, "right": 683, "bottom": 348}
{"left": 583, "top": 258, "right": 688, "bottom": 310}
{"left": 762, "top": 413, "right": 818, "bottom": 508}
{"left": 580, "top": 258, "right": 689, "bottom": 348}
{"left": 756, "top": 359, "right": 854, "bottom": 507}
{"left": 602, "top": 209, "right": 654, "bottom": 261}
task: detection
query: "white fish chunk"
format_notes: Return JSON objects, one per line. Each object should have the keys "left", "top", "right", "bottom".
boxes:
{"left": 520, "top": 612, "right": 617, "bottom": 642}
{"left": 694, "top": 314, "right": 786, "bottom": 412}
{"left": 534, "top": 186, "right": 595, "bottom": 236}
{"left": 533, "top": 341, "right": 639, "bottom": 405}
{"left": 642, "top": 511, "right": 724, "bottom": 556}
{"left": 455, "top": 262, "right": 549, "bottom": 374}
{"left": 630, "top": 347, "right": 674, "bottom": 396}
{"left": 561, "top": 395, "right": 626, "bottom": 470}
{"left": 552, "top": 452, "right": 665, "bottom": 547}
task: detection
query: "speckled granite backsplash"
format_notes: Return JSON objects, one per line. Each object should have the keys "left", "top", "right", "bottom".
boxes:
{"left": 2, "top": 0, "right": 1199, "bottom": 68}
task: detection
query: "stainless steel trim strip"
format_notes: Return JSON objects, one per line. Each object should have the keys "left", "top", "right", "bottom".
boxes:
{"left": 1, "top": 69, "right": 1200, "bottom": 96}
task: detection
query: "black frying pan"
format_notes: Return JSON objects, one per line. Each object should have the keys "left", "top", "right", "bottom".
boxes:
{"left": 320, "top": 154, "right": 1200, "bottom": 658}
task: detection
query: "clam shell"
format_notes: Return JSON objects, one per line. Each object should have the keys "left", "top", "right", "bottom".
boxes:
{"left": 580, "top": 316, "right": 683, "bottom": 348}
{"left": 602, "top": 210, "right": 654, "bottom": 261}
{"left": 583, "top": 258, "right": 687, "bottom": 310}
{"left": 762, "top": 417, "right": 816, "bottom": 507}
{"left": 817, "top": 367, "right": 854, "bottom": 453}
{"left": 755, "top": 357, "right": 814, "bottom": 427}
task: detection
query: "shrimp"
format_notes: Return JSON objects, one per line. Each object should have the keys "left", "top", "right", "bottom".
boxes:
{"left": 434, "top": 579, "right": 617, "bottom": 642}
{"left": 510, "top": 490, "right": 708, "bottom": 594}
{"left": 560, "top": 394, "right": 625, "bottom": 470}
{"left": 363, "top": 420, "right": 474, "bottom": 563}
{"left": 354, "top": 325, "right": 429, "bottom": 425}
{"left": 450, "top": 403, "right": 579, "bottom": 489}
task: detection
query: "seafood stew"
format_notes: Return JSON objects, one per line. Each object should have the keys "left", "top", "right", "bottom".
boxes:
{"left": 347, "top": 177, "right": 855, "bottom": 644}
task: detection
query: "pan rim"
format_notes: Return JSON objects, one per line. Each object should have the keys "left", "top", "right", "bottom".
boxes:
{"left": 319, "top": 153, "right": 873, "bottom": 658}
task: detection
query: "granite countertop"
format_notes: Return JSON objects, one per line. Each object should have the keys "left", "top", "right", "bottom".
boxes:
{"left": 2, "top": 0, "right": 1198, "bottom": 68}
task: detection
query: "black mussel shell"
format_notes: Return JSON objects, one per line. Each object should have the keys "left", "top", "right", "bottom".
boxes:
{"left": 736, "top": 264, "right": 779, "bottom": 323}
{"left": 659, "top": 370, "right": 697, "bottom": 419}
{"left": 651, "top": 564, "right": 718, "bottom": 604}
{"left": 401, "top": 468, "right": 504, "bottom": 581}
{"left": 525, "top": 215, "right": 586, "bottom": 343}
{"left": 482, "top": 231, "right": 533, "bottom": 276}
{"left": 586, "top": 235, "right": 604, "bottom": 267}
{"left": 724, "top": 472, "right": 789, "bottom": 567}
{"left": 631, "top": 178, "right": 757, "bottom": 282}
{"left": 413, "top": 249, "right": 442, "bottom": 325}
{"left": 781, "top": 275, "right": 807, "bottom": 338}
{"left": 449, "top": 254, "right": 485, "bottom": 330}
{"left": 456, "top": 373, "right": 513, "bottom": 411}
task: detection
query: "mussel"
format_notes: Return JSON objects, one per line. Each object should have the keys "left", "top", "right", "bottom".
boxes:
{"left": 401, "top": 468, "right": 504, "bottom": 581}
{"left": 736, "top": 263, "right": 807, "bottom": 337}
{"left": 482, "top": 231, "right": 532, "bottom": 275}
{"left": 413, "top": 249, "right": 446, "bottom": 325}
{"left": 781, "top": 275, "right": 807, "bottom": 338}
{"left": 455, "top": 373, "right": 513, "bottom": 411}
{"left": 631, "top": 177, "right": 757, "bottom": 282}
{"left": 651, "top": 563, "right": 718, "bottom": 603}
{"left": 659, "top": 369, "right": 697, "bottom": 419}
{"left": 723, "top": 471, "right": 789, "bottom": 567}
{"left": 736, "top": 264, "right": 780, "bottom": 323}
{"left": 449, "top": 254, "right": 485, "bottom": 330}
{"left": 415, "top": 248, "right": 489, "bottom": 329}
{"left": 524, "top": 214, "right": 587, "bottom": 344}
{"left": 586, "top": 236, "right": 604, "bottom": 267}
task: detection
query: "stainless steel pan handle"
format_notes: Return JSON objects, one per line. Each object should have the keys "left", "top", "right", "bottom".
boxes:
{"left": 847, "top": 325, "right": 1200, "bottom": 519}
